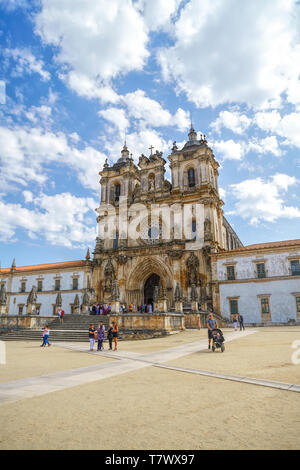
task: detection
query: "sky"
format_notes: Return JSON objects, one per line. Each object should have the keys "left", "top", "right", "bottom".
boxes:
{"left": 0, "top": 0, "right": 300, "bottom": 269}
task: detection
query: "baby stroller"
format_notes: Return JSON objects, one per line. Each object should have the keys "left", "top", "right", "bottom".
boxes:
{"left": 211, "top": 328, "right": 225, "bottom": 352}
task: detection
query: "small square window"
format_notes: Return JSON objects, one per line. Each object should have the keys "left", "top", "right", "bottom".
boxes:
{"left": 18, "top": 305, "right": 24, "bottom": 315}
{"left": 37, "top": 280, "right": 43, "bottom": 292}
{"left": 55, "top": 279, "right": 60, "bottom": 291}
{"left": 20, "top": 282, "right": 26, "bottom": 293}
{"left": 72, "top": 278, "right": 78, "bottom": 290}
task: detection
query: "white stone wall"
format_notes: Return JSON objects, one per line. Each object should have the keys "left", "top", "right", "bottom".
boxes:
{"left": 215, "top": 248, "right": 300, "bottom": 323}
{"left": 2, "top": 268, "right": 89, "bottom": 316}
{"left": 220, "top": 279, "right": 300, "bottom": 323}
{"left": 216, "top": 249, "right": 300, "bottom": 281}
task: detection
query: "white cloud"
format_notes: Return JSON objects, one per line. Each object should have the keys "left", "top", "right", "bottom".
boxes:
{"left": 247, "top": 136, "right": 283, "bottom": 157}
{"left": 211, "top": 110, "right": 251, "bottom": 135}
{"left": 100, "top": 90, "right": 190, "bottom": 132}
{"left": 228, "top": 173, "right": 300, "bottom": 224}
{"left": 157, "top": 0, "right": 300, "bottom": 109}
{"left": 136, "top": 0, "right": 181, "bottom": 31}
{"left": 254, "top": 110, "right": 300, "bottom": 148}
{"left": 212, "top": 139, "right": 245, "bottom": 161}
{"left": 35, "top": 0, "right": 149, "bottom": 100}
{"left": 0, "top": 192, "right": 97, "bottom": 248}
{"left": 98, "top": 107, "right": 130, "bottom": 135}
{"left": 4, "top": 48, "right": 50, "bottom": 81}
{"left": 0, "top": 126, "right": 106, "bottom": 192}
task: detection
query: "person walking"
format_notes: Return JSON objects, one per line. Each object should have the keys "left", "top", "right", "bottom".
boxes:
{"left": 97, "top": 322, "right": 105, "bottom": 351}
{"left": 58, "top": 309, "right": 62, "bottom": 323}
{"left": 89, "top": 323, "right": 96, "bottom": 351}
{"left": 206, "top": 313, "right": 217, "bottom": 350}
{"left": 41, "top": 325, "right": 51, "bottom": 347}
{"left": 238, "top": 313, "right": 245, "bottom": 331}
{"left": 112, "top": 321, "right": 119, "bottom": 351}
{"left": 107, "top": 324, "right": 114, "bottom": 350}
{"left": 60, "top": 309, "right": 64, "bottom": 323}
{"left": 233, "top": 315, "right": 238, "bottom": 331}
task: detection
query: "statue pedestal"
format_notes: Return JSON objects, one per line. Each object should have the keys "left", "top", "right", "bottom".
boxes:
{"left": 26, "top": 303, "right": 36, "bottom": 315}
{"left": 157, "top": 299, "right": 168, "bottom": 313}
{"left": 175, "top": 301, "right": 183, "bottom": 313}
{"left": 191, "top": 301, "right": 199, "bottom": 312}
{"left": 111, "top": 300, "right": 120, "bottom": 314}
{"left": 0, "top": 305, "right": 7, "bottom": 315}
{"left": 73, "top": 306, "right": 80, "bottom": 315}
{"left": 81, "top": 305, "right": 89, "bottom": 315}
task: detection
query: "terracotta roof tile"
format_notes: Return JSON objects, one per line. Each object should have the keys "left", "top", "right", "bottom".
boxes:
{"left": 226, "top": 239, "right": 300, "bottom": 253}
{"left": 0, "top": 260, "right": 87, "bottom": 274}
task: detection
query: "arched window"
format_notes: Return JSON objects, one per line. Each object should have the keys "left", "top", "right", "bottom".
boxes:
{"left": 188, "top": 168, "right": 195, "bottom": 187}
{"left": 115, "top": 183, "right": 121, "bottom": 201}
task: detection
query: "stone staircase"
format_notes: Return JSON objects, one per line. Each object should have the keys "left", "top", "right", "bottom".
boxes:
{"left": 0, "top": 315, "right": 111, "bottom": 342}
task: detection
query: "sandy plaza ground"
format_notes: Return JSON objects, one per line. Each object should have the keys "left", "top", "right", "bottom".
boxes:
{"left": 0, "top": 326, "right": 300, "bottom": 450}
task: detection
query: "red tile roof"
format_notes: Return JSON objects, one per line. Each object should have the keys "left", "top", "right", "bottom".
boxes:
{"left": 0, "top": 260, "right": 87, "bottom": 274}
{"left": 225, "top": 239, "right": 300, "bottom": 254}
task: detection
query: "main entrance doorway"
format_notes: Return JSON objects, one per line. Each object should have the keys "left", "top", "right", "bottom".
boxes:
{"left": 143, "top": 274, "right": 160, "bottom": 307}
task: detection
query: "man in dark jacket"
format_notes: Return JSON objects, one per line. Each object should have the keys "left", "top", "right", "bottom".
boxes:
{"left": 238, "top": 314, "right": 245, "bottom": 330}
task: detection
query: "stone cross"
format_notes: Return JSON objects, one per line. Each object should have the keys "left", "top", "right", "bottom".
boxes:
{"left": 149, "top": 145, "right": 154, "bottom": 156}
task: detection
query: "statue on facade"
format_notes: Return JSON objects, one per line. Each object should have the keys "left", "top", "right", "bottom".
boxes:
{"left": 55, "top": 292, "right": 62, "bottom": 307}
{"left": 104, "top": 258, "right": 115, "bottom": 292}
{"left": 74, "top": 294, "right": 80, "bottom": 307}
{"left": 186, "top": 252, "right": 199, "bottom": 286}
{"left": 0, "top": 285, "right": 7, "bottom": 305}
{"left": 204, "top": 218, "right": 212, "bottom": 241}
{"left": 191, "top": 284, "right": 198, "bottom": 302}
{"left": 174, "top": 283, "right": 182, "bottom": 302}
{"left": 111, "top": 280, "right": 120, "bottom": 301}
{"left": 153, "top": 285, "right": 159, "bottom": 303}
{"left": 82, "top": 289, "right": 90, "bottom": 306}
{"left": 26, "top": 286, "right": 37, "bottom": 306}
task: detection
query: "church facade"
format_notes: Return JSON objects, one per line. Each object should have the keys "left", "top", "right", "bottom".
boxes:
{"left": 92, "top": 126, "right": 242, "bottom": 311}
{"left": 1, "top": 126, "right": 299, "bottom": 325}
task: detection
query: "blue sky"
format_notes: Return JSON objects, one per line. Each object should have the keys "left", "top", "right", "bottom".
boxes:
{"left": 0, "top": 0, "right": 300, "bottom": 268}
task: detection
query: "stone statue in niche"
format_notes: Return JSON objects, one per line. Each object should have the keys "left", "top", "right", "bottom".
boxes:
{"left": 26, "top": 286, "right": 37, "bottom": 306}
{"left": 204, "top": 218, "right": 212, "bottom": 241}
{"left": 186, "top": 252, "right": 199, "bottom": 287}
{"left": 104, "top": 258, "right": 115, "bottom": 292}
{"left": 0, "top": 285, "right": 7, "bottom": 305}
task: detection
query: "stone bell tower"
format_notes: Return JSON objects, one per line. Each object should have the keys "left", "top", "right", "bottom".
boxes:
{"left": 168, "top": 124, "right": 224, "bottom": 250}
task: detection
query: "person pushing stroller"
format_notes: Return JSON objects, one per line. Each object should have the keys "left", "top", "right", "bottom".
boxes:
{"left": 206, "top": 313, "right": 225, "bottom": 352}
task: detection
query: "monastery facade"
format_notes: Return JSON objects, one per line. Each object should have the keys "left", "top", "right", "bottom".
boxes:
{"left": 0, "top": 127, "right": 299, "bottom": 324}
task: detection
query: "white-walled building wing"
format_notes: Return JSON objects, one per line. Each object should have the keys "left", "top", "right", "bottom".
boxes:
{"left": 211, "top": 239, "right": 300, "bottom": 324}
{"left": 0, "top": 260, "right": 92, "bottom": 316}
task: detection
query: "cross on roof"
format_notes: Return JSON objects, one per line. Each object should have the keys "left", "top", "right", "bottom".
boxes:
{"left": 149, "top": 145, "right": 154, "bottom": 156}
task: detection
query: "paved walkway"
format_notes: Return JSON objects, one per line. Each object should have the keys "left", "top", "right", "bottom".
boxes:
{"left": 0, "top": 329, "right": 299, "bottom": 405}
